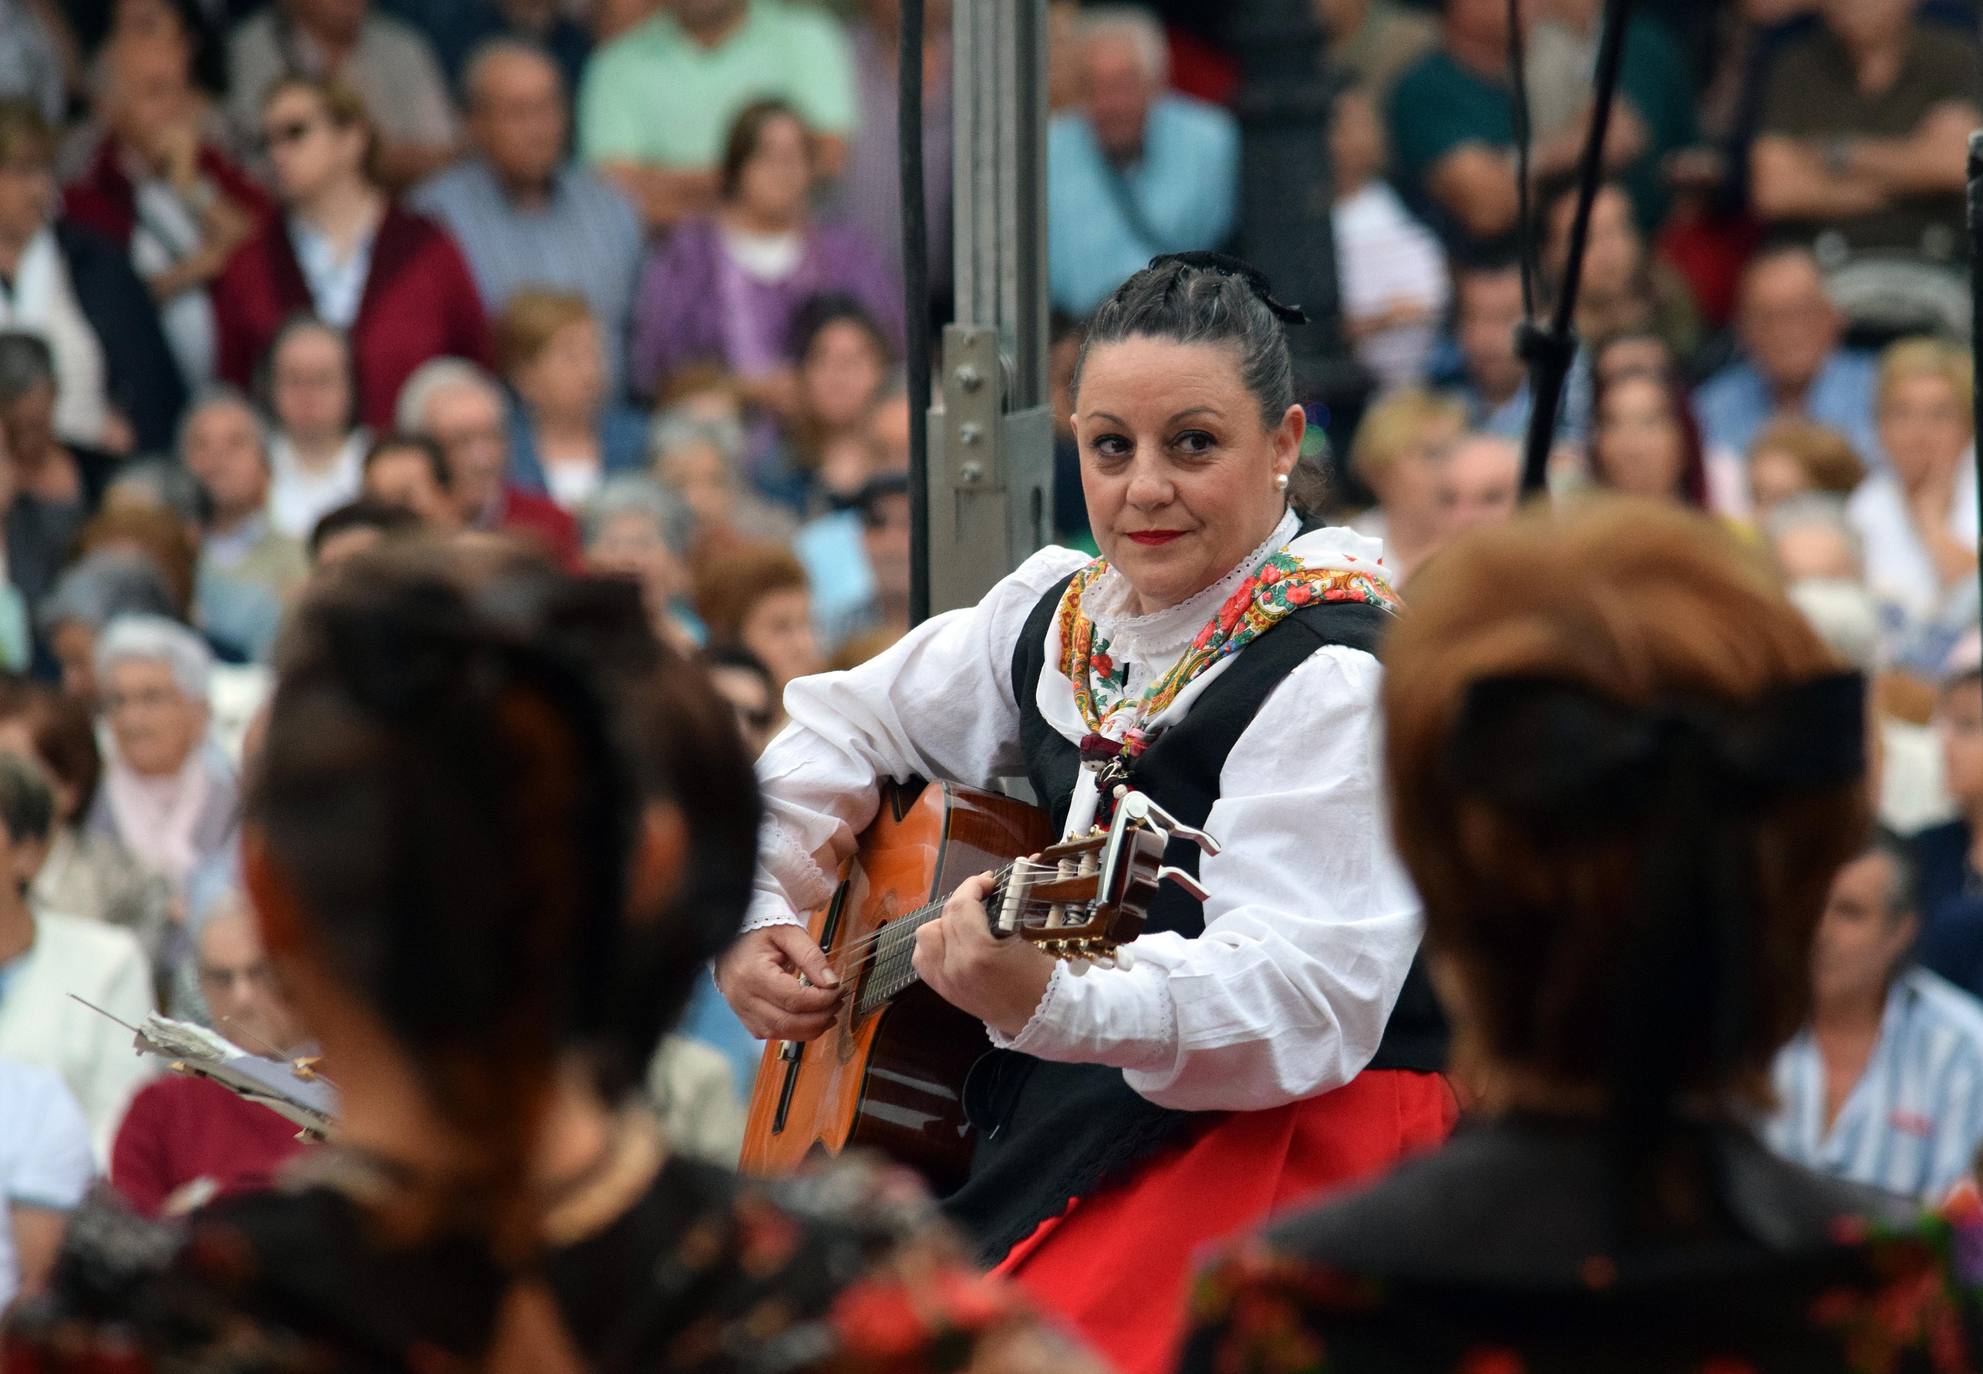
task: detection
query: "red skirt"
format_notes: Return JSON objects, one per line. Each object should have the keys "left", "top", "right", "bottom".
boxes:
{"left": 992, "top": 1068, "right": 1458, "bottom": 1374}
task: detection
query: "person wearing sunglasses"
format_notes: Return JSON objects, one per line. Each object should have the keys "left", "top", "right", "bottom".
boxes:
{"left": 211, "top": 76, "right": 491, "bottom": 435}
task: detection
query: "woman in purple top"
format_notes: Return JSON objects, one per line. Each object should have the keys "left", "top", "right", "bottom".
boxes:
{"left": 630, "top": 100, "right": 903, "bottom": 423}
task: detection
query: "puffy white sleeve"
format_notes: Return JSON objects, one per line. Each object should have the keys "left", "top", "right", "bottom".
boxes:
{"left": 988, "top": 644, "right": 1423, "bottom": 1111}
{"left": 745, "top": 547, "right": 1092, "bottom": 931}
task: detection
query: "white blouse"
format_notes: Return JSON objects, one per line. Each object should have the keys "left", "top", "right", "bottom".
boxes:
{"left": 746, "top": 515, "right": 1423, "bottom": 1112}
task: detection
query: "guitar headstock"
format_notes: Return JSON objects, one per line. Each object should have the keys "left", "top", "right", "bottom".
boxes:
{"left": 989, "top": 791, "right": 1220, "bottom": 969}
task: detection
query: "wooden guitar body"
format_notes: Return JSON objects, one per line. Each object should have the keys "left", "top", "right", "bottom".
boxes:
{"left": 740, "top": 779, "right": 1051, "bottom": 1194}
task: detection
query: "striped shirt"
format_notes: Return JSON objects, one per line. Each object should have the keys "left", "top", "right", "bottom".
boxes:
{"left": 408, "top": 159, "right": 643, "bottom": 389}
{"left": 1767, "top": 967, "right": 1983, "bottom": 1200}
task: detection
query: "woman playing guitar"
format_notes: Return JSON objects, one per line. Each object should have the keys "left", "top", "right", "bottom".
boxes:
{"left": 716, "top": 253, "right": 1456, "bottom": 1372}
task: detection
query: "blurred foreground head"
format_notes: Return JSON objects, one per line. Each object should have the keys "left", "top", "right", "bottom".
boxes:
{"left": 1384, "top": 499, "right": 1869, "bottom": 1120}
{"left": 243, "top": 541, "right": 759, "bottom": 1226}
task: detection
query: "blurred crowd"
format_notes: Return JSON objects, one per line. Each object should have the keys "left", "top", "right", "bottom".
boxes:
{"left": 0, "top": 0, "right": 1981, "bottom": 1326}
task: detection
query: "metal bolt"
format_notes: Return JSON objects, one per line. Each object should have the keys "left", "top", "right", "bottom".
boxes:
{"left": 956, "top": 364, "right": 983, "bottom": 391}
{"left": 960, "top": 460, "right": 986, "bottom": 484}
{"left": 958, "top": 422, "right": 983, "bottom": 445}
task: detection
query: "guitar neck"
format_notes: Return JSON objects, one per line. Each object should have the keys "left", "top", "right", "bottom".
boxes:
{"left": 852, "top": 870, "right": 1014, "bottom": 1018}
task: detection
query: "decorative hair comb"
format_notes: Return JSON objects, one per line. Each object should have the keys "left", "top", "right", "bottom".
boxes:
{"left": 1150, "top": 250, "right": 1309, "bottom": 325}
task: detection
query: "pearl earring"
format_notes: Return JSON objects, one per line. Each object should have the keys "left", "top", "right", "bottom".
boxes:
{"left": 1274, "top": 472, "right": 1289, "bottom": 492}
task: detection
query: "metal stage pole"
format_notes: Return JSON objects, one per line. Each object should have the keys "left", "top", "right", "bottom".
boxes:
{"left": 1969, "top": 132, "right": 1983, "bottom": 625}
{"left": 924, "top": 0, "right": 1055, "bottom": 616}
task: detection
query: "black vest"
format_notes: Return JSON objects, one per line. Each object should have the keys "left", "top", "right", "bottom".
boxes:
{"left": 938, "top": 567, "right": 1450, "bottom": 1263}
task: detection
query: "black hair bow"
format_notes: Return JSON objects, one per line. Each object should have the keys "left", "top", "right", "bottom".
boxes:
{"left": 1150, "top": 250, "right": 1310, "bottom": 325}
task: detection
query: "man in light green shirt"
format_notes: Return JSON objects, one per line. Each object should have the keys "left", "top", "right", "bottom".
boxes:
{"left": 580, "top": 0, "right": 856, "bottom": 231}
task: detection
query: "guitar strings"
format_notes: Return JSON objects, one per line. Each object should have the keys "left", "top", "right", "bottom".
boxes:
{"left": 824, "top": 859, "right": 1122, "bottom": 983}
{"left": 819, "top": 856, "right": 1058, "bottom": 962}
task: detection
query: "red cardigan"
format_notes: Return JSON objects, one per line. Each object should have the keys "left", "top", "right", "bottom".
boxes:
{"left": 109, "top": 1074, "right": 309, "bottom": 1217}
{"left": 213, "top": 204, "right": 492, "bottom": 431}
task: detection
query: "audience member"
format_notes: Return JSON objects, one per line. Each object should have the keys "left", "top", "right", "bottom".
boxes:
{"left": 1183, "top": 501, "right": 1966, "bottom": 1370}
{"left": 408, "top": 39, "right": 642, "bottom": 390}
{"left": 1319, "top": 0, "right": 1437, "bottom": 99}
{"left": 358, "top": 431, "right": 457, "bottom": 528}
{"left": 35, "top": 551, "right": 181, "bottom": 703}
{"left": 305, "top": 495, "right": 418, "bottom": 569}
{"left": 1586, "top": 370, "right": 1710, "bottom": 509}
{"left": 1445, "top": 253, "right": 1531, "bottom": 439}
{"left": 1539, "top": 177, "right": 1700, "bottom": 370}
{"left": 1434, "top": 431, "right": 1522, "bottom": 539}
{"left": 833, "top": 0, "right": 951, "bottom": 303}
{"left": 259, "top": 315, "right": 366, "bottom": 541}
{"left": 1330, "top": 80, "right": 1448, "bottom": 391}
{"left": 110, "top": 884, "right": 311, "bottom": 1216}
{"left": 649, "top": 410, "right": 795, "bottom": 557}
{"left": 0, "top": 752, "right": 155, "bottom": 1157}
{"left": 1915, "top": 648, "right": 1983, "bottom": 998}
{"left": 776, "top": 293, "right": 895, "bottom": 509}
{"left": 62, "top": 33, "right": 269, "bottom": 391}
{"left": 179, "top": 388, "right": 308, "bottom": 663}
{"left": 1846, "top": 338, "right": 1978, "bottom": 672}
{"left": 0, "top": 100, "right": 186, "bottom": 455}
{"left": 1767, "top": 833, "right": 1983, "bottom": 1201}
{"left": 630, "top": 99, "right": 900, "bottom": 412}
{"left": 579, "top": 0, "right": 857, "bottom": 232}
{"left": 702, "top": 642, "right": 775, "bottom": 758}
{"left": 212, "top": 76, "right": 491, "bottom": 433}
{"left": 1692, "top": 246, "right": 1880, "bottom": 465}
{"left": 1347, "top": 387, "right": 1465, "bottom": 583}
{"left": 394, "top": 357, "right": 578, "bottom": 563}
{"left": 1747, "top": 418, "right": 1866, "bottom": 526}
{"left": 1046, "top": 7, "right": 1238, "bottom": 315}
{"left": 0, "top": 1058, "right": 91, "bottom": 1310}
{"left": 694, "top": 542, "right": 819, "bottom": 703}
{"left": 1751, "top": 0, "right": 1979, "bottom": 267}
{"left": 1525, "top": 0, "right": 1699, "bottom": 232}
{"left": 0, "top": 333, "right": 115, "bottom": 631}
{"left": 0, "top": 679, "right": 169, "bottom": 957}
{"left": 77, "top": 504, "right": 201, "bottom": 617}
{"left": 1385, "top": 0, "right": 1592, "bottom": 250}
{"left": 796, "top": 467, "right": 910, "bottom": 654}
{"left": 85, "top": 615, "right": 238, "bottom": 899}
{"left": 580, "top": 476, "right": 699, "bottom": 651}
{"left": 496, "top": 290, "right": 645, "bottom": 512}
{"left": 226, "top": 0, "right": 459, "bottom": 189}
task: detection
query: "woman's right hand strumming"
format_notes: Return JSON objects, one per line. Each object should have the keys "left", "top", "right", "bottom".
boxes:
{"left": 716, "top": 925, "right": 846, "bottom": 1040}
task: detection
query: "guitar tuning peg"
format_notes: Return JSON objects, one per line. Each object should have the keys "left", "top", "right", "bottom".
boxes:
{"left": 1092, "top": 955, "right": 1117, "bottom": 972}
{"left": 1114, "top": 947, "right": 1135, "bottom": 972}
{"left": 1066, "top": 957, "right": 1091, "bottom": 977}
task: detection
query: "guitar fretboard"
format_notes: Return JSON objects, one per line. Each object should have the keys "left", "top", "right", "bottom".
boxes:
{"left": 852, "top": 875, "right": 1011, "bottom": 1018}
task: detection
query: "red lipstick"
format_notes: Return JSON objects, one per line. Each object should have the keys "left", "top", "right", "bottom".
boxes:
{"left": 1126, "top": 530, "right": 1185, "bottom": 545}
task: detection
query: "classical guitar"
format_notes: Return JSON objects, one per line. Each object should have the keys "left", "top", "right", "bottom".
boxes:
{"left": 739, "top": 777, "right": 1217, "bottom": 1192}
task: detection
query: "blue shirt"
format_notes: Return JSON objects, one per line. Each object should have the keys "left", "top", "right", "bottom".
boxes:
{"left": 793, "top": 509, "right": 878, "bottom": 654}
{"left": 504, "top": 403, "right": 649, "bottom": 498}
{"left": 409, "top": 159, "right": 643, "bottom": 389}
{"left": 1767, "top": 967, "right": 1983, "bottom": 1199}
{"left": 1692, "top": 350, "right": 1881, "bottom": 466}
{"left": 1047, "top": 95, "right": 1239, "bottom": 316}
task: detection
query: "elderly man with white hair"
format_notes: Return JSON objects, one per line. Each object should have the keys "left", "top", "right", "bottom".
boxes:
{"left": 1045, "top": 5, "right": 1239, "bottom": 315}
{"left": 83, "top": 616, "right": 236, "bottom": 902}
{"left": 395, "top": 356, "right": 580, "bottom": 564}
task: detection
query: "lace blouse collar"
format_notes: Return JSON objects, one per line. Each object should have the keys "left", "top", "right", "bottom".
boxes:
{"left": 1078, "top": 508, "right": 1303, "bottom": 664}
